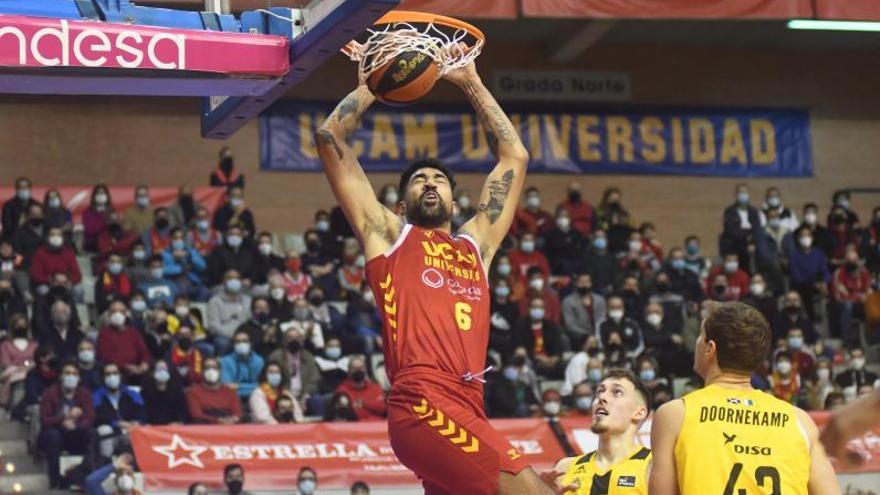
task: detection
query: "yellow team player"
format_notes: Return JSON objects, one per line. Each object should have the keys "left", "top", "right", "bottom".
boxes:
{"left": 650, "top": 302, "right": 841, "bottom": 495}
{"left": 543, "top": 369, "right": 651, "bottom": 494}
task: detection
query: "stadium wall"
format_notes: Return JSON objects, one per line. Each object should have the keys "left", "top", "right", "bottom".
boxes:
{"left": 1, "top": 41, "right": 879, "bottom": 253}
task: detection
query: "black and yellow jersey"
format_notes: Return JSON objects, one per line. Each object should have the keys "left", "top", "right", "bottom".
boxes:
{"left": 560, "top": 445, "right": 651, "bottom": 494}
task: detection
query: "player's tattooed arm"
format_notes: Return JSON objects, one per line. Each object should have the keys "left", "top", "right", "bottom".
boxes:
{"left": 478, "top": 169, "right": 514, "bottom": 225}
{"left": 326, "top": 86, "right": 375, "bottom": 142}
{"left": 460, "top": 79, "right": 524, "bottom": 160}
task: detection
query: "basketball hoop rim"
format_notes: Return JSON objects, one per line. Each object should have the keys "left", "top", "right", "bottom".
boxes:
{"left": 371, "top": 11, "right": 485, "bottom": 43}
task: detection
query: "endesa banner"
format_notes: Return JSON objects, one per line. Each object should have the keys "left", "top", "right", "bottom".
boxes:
{"left": 559, "top": 413, "right": 880, "bottom": 475}
{"left": 0, "top": 186, "right": 225, "bottom": 226}
{"left": 261, "top": 101, "right": 813, "bottom": 177}
{"left": 131, "top": 419, "right": 564, "bottom": 490}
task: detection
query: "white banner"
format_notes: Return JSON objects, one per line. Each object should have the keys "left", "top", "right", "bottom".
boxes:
{"left": 492, "top": 70, "right": 631, "bottom": 102}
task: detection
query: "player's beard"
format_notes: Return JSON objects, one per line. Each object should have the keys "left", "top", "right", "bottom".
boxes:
{"left": 406, "top": 191, "right": 451, "bottom": 229}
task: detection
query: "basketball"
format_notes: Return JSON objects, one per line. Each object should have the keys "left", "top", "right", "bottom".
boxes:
{"left": 367, "top": 50, "right": 439, "bottom": 106}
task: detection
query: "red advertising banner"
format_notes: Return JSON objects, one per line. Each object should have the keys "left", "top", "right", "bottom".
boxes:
{"left": 0, "top": 186, "right": 226, "bottom": 227}
{"left": 0, "top": 15, "right": 288, "bottom": 75}
{"left": 815, "top": 0, "right": 880, "bottom": 21}
{"left": 130, "top": 419, "right": 564, "bottom": 490}
{"left": 520, "top": 0, "right": 813, "bottom": 19}
{"left": 559, "top": 413, "right": 880, "bottom": 474}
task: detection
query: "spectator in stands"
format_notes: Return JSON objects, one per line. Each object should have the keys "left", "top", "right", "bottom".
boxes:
{"left": 561, "top": 335, "right": 600, "bottom": 396}
{"left": 831, "top": 191, "right": 859, "bottom": 228}
{"left": 188, "top": 206, "right": 222, "bottom": 257}
{"left": 213, "top": 186, "right": 255, "bottom": 237}
{"left": 605, "top": 207, "right": 635, "bottom": 256}
{"left": 324, "top": 391, "right": 358, "bottom": 422}
{"left": 452, "top": 190, "right": 477, "bottom": 231}
{"left": 11, "top": 202, "right": 45, "bottom": 268}
{"left": 128, "top": 292, "right": 149, "bottom": 332}
{"left": 169, "top": 324, "right": 203, "bottom": 385}
{"left": 83, "top": 184, "right": 114, "bottom": 252}
{"left": 236, "top": 296, "right": 279, "bottom": 357}
{"left": 768, "top": 351, "right": 802, "bottom": 405}
{"left": 0, "top": 277, "right": 27, "bottom": 333}
{"left": 562, "top": 273, "right": 606, "bottom": 351}
{"left": 142, "top": 306, "right": 173, "bottom": 360}
{"left": 93, "top": 362, "right": 146, "bottom": 456}
{"left": 489, "top": 278, "right": 519, "bottom": 357}
{"left": 0, "top": 313, "right": 36, "bottom": 410}
{"left": 742, "top": 273, "right": 778, "bottom": 324}
{"left": 0, "top": 241, "right": 25, "bottom": 291}
{"left": 162, "top": 227, "right": 208, "bottom": 300}
{"left": 756, "top": 207, "right": 788, "bottom": 295}
{"left": 96, "top": 300, "right": 151, "bottom": 383}
{"left": 38, "top": 299, "right": 83, "bottom": 360}
{"left": 2, "top": 177, "right": 41, "bottom": 243}
{"left": 168, "top": 184, "right": 197, "bottom": 229}
{"left": 509, "top": 232, "right": 550, "bottom": 281}
{"left": 249, "top": 361, "right": 301, "bottom": 424}
{"left": 141, "top": 360, "right": 187, "bottom": 425}
{"left": 315, "top": 336, "right": 349, "bottom": 393}
{"left": 834, "top": 348, "right": 877, "bottom": 390}
{"left": 598, "top": 295, "right": 644, "bottom": 358}
{"left": 806, "top": 358, "right": 835, "bottom": 411}
{"left": 788, "top": 225, "right": 830, "bottom": 321}
{"left": 620, "top": 275, "right": 645, "bottom": 322}
{"left": 663, "top": 247, "right": 703, "bottom": 304}
{"left": 207, "top": 225, "right": 256, "bottom": 287}
{"left": 595, "top": 187, "right": 626, "bottom": 231}
{"left": 345, "top": 283, "right": 382, "bottom": 356}
{"left": 865, "top": 206, "right": 880, "bottom": 272}
{"left": 543, "top": 206, "right": 587, "bottom": 275}
{"left": 168, "top": 295, "right": 210, "bottom": 352}
{"left": 706, "top": 253, "right": 749, "bottom": 300}
{"left": 337, "top": 239, "right": 366, "bottom": 299}
{"left": 795, "top": 203, "right": 830, "bottom": 255}
{"left": 253, "top": 231, "right": 285, "bottom": 287}
{"left": 641, "top": 302, "right": 688, "bottom": 377}
{"left": 313, "top": 209, "right": 340, "bottom": 259}
{"left": 189, "top": 483, "right": 209, "bottom": 495}
{"left": 281, "top": 252, "right": 312, "bottom": 302}
{"left": 186, "top": 356, "right": 240, "bottom": 424}
{"left": 564, "top": 382, "right": 594, "bottom": 418}
{"left": 707, "top": 273, "right": 736, "bottom": 302}
{"left": 76, "top": 339, "right": 101, "bottom": 391}
{"left": 720, "top": 183, "right": 762, "bottom": 270}
{"left": 269, "top": 327, "right": 320, "bottom": 414}
{"left": 618, "top": 231, "right": 654, "bottom": 280}
{"left": 141, "top": 207, "right": 173, "bottom": 257}
{"left": 22, "top": 345, "right": 57, "bottom": 427}
{"left": 95, "top": 253, "right": 132, "bottom": 314}
{"left": 274, "top": 395, "right": 301, "bottom": 424}
{"left": 123, "top": 185, "right": 153, "bottom": 235}
{"left": 207, "top": 269, "right": 251, "bottom": 355}
{"left": 514, "top": 297, "right": 563, "bottom": 378}
{"left": 377, "top": 183, "right": 399, "bottom": 211}
{"left": 648, "top": 271, "right": 688, "bottom": 334}
{"left": 126, "top": 242, "right": 150, "bottom": 285}
{"left": 84, "top": 451, "right": 140, "bottom": 495}
{"left": 486, "top": 350, "right": 539, "bottom": 418}
{"left": 30, "top": 227, "right": 81, "bottom": 293}
{"left": 284, "top": 297, "right": 326, "bottom": 352}
{"left": 32, "top": 271, "right": 81, "bottom": 333}
{"left": 210, "top": 146, "right": 245, "bottom": 189}
{"left": 683, "top": 235, "right": 710, "bottom": 283}
{"left": 138, "top": 255, "right": 177, "bottom": 309}
{"left": 96, "top": 210, "right": 139, "bottom": 268}
{"left": 301, "top": 229, "right": 337, "bottom": 296}
{"left": 537, "top": 388, "right": 563, "bottom": 419}
{"left": 636, "top": 355, "right": 665, "bottom": 396}
{"left": 832, "top": 248, "right": 872, "bottom": 346}
{"left": 39, "top": 361, "right": 94, "bottom": 489}
{"left": 557, "top": 182, "right": 593, "bottom": 236}
{"left": 351, "top": 480, "right": 371, "bottom": 495}
{"left": 639, "top": 222, "right": 664, "bottom": 264}
{"left": 778, "top": 327, "right": 816, "bottom": 381}
{"left": 335, "top": 355, "right": 386, "bottom": 421}
{"left": 513, "top": 186, "right": 553, "bottom": 237}
{"left": 518, "top": 267, "right": 561, "bottom": 325}
{"left": 297, "top": 467, "right": 318, "bottom": 495}
{"left": 762, "top": 186, "right": 798, "bottom": 231}
{"left": 582, "top": 229, "right": 616, "bottom": 294}
{"left": 220, "top": 329, "right": 264, "bottom": 400}
{"left": 490, "top": 253, "right": 521, "bottom": 300}
{"left": 307, "top": 285, "right": 341, "bottom": 339}
{"left": 772, "top": 290, "right": 818, "bottom": 344}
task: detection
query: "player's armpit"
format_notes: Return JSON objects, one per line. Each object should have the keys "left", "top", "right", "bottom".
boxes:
{"left": 648, "top": 399, "right": 684, "bottom": 495}
{"left": 794, "top": 407, "right": 842, "bottom": 495}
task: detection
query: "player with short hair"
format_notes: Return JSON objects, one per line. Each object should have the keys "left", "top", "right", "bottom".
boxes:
{"left": 649, "top": 302, "right": 840, "bottom": 495}
{"left": 543, "top": 369, "right": 652, "bottom": 494}
{"left": 315, "top": 56, "right": 553, "bottom": 494}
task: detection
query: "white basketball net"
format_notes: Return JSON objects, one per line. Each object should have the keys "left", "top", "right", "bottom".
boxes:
{"left": 344, "top": 21, "right": 483, "bottom": 82}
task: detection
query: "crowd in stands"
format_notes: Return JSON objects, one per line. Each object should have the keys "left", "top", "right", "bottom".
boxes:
{"left": 0, "top": 147, "right": 878, "bottom": 490}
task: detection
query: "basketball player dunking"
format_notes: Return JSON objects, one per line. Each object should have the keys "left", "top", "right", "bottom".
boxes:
{"left": 315, "top": 59, "right": 555, "bottom": 494}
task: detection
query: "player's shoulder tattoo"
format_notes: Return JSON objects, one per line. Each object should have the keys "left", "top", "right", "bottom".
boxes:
{"left": 478, "top": 169, "right": 515, "bottom": 225}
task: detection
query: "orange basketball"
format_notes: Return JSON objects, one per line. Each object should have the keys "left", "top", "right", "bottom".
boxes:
{"left": 367, "top": 51, "right": 439, "bottom": 106}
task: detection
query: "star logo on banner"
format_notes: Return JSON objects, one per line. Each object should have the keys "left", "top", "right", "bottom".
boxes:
{"left": 152, "top": 434, "right": 208, "bottom": 469}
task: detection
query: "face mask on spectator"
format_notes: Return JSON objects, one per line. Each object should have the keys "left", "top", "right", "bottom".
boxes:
{"left": 78, "top": 349, "right": 94, "bottom": 363}
{"left": 287, "top": 340, "right": 301, "bottom": 353}
{"left": 670, "top": 258, "right": 686, "bottom": 271}
{"left": 724, "top": 260, "right": 739, "bottom": 273}
{"left": 767, "top": 196, "right": 781, "bottom": 208}
{"left": 267, "top": 372, "right": 282, "bottom": 387}
{"left": 150, "top": 268, "right": 164, "bottom": 279}
{"left": 817, "top": 368, "right": 831, "bottom": 381}
{"left": 62, "top": 374, "right": 79, "bottom": 389}
{"left": 105, "top": 373, "right": 121, "bottom": 389}
{"left": 116, "top": 473, "right": 135, "bottom": 491}
{"left": 529, "top": 308, "right": 545, "bottom": 321}
{"left": 384, "top": 191, "right": 399, "bottom": 204}
{"left": 95, "top": 193, "right": 108, "bottom": 205}
{"left": 234, "top": 342, "right": 251, "bottom": 356}
{"left": 293, "top": 307, "right": 310, "bottom": 321}
{"left": 608, "top": 309, "right": 624, "bottom": 322}
{"left": 316, "top": 220, "right": 330, "bottom": 232}
{"left": 298, "top": 479, "right": 316, "bottom": 495}
{"left": 640, "top": 368, "right": 656, "bottom": 381}
{"left": 17, "top": 188, "right": 30, "bottom": 201}
{"left": 776, "top": 361, "right": 792, "bottom": 375}
{"left": 226, "top": 278, "right": 242, "bottom": 293}
{"left": 279, "top": 410, "right": 294, "bottom": 422}
{"left": 588, "top": 368, "right": 603, "bottom": 382}
{"left": 258, "top": 243, "right": 272, "bottom": 256}
{"left": 574, "top": 396, "right": 593, "bottom": 412}
{"left": 177, "top": 337, "right": 192, "bottom": 351}
{"left": 788, "top": 336, "right": 804, "bottom": 350}
{"left": 799, "top": 236, "right": 813, "bottom": 249}
{"left": 226, "top": 480, "right": 243, "bottom": 495}
{"left": 226, "top": 235, "right": 242, "bottom": 248}
{"left": 173, "top": 306, "right": 189, "bottom": 319}
{"left": 136, "top": 195, "right": 150, "bottom": 208}
{"left": 48, "top": 235, "right": 63, "bottom": 248}
{"left": 529, "top": 278, "right": 544, "bottom": 292}
{"left": 852, "top": 357, "right": 865, "bottom": 370}
{"left": 526, "top": 196, "right": 540, "bottom": 209}
{"left": 804, "top": 212, "right": 817, "bottom": 225}
{"left": 837, "top": 198, "right": 850, "bottom": 209}
{"left": 656, "top": 280, "right": 670, "bottom": 293}
{"left": 593, "top": 237, "right": 607, "bottom": 250}
{"left": 177, "top": 365, "right": 189, "bottom": 377}
{"left": 172, "top": 239, "right": 185, "bottom": 250}
{"left": 203, "top": 368, "right": 220, "bottom": 384}
{"left": 520, "top": 240, "right": 535, "bottom": 253}
{"left": 503, "top": 366, "right": 518, "bottom": 381}
{"left": 325, "top": 347, "right": 342, "bottom": 360}
{"left": 271, "top": 287, "right": 286, "bottom": 301}
{"left": 458, "top": 196, "right": 471, "bottom": 210}
{"left": 646, "top": 313, "right": 662, "bottom": 327}
{"left": 497, "top": 263, "right": 511, "bottom": 276}
{"left": 352, "top": 370, "right": 367, "bottom": 383}
{"left": 131, "top": 300, "right": 147, "bottom": 313}
{"left": 196, "top": 219, "right": 210, "bottom": 231}
{"left": 110, "top": 311, "right": 127, "bottom": 328}
{"left": 628, "top": 240, "right": 642, "bottom": 253}
{"left": 355, "top": 254, "right": 366, "bottom": 268}
{"left": 556, "top": 217, "right": 570, "bottom": 231}
{"left": 48, "top": 197, "right": 61, "bottom": 209}
{"left": 737, "top": 192, "right": 749, "bottom": 204}
{"left": 154, "top": 368, "right": 170, "bottom": 383}
{"left": 543, "top": 401, "right": 561, "bottom": 416}
{"left": 230, "top": 198, "right": 243, "bottom": 209}
{"left": 108, "top": 262, "right": 123, "bottom": 275}
{"left": 133, "top": 249, "right": 146, "bottom": 261}
{"left": 768, "top": 218, "right": 781, "bottom": 229}
{"left": 494, "top": 285, "right": 510, "bottom": 298}
{"left": 750, "top": 282, "right": 765, "bottom": 296}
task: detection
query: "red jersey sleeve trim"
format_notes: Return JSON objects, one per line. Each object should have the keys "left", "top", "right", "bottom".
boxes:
{"left": 383, "top": 223, "right": 413, "bottom": 258}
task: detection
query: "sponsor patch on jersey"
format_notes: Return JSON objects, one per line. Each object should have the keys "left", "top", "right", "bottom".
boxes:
{"left": 726, "top": 398, "right": 755, "bottom": 406}
{"left": 617, "top": 476, "right": 636, "bottom": 487}
{"left": 421, "top": 268, "right": 444, "bottom": 289}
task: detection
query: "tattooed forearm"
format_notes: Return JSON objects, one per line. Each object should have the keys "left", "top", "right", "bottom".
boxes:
{"left": 462, "top": 80, "right": 521, "bottom": 158}
{"left": 327, "top": 87, "right": 374, "bottom": 141}
{"left": 314, "top": 129, "right": 343, "bottom": 160}
{"left": 478, "top": 169, "right": 515, "bottom": 224}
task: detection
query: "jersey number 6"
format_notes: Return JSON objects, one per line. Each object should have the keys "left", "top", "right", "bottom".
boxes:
{"left": 455, "top": 302, "right": 472, "bottom": 331}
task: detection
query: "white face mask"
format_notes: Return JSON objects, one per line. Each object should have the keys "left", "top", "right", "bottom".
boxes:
{"left": 543, "top": 401, "right": 561, "bottom": 416}
{"left": 799, "top": 237, "right": 813, "bottom": 248}
{"left": 94, "top": 193, "right": 108, "bottom": 205}
{"left": 724, "top": 260, "right": 739, "bottom": 273}
{"left": 520, "top": 240, "right": 535, "bottom": 253}
{"left": 646, "top": 313, "right": 662, "bottom": 327}
{"left": 526, "top": 196, "right": 540, "bottom": 209}
{"left": 750, "top": 283, "right": 765, "bottom": 296}
{"left": 116, "top": 474, "right": 135, "bottom": 491}
{"left": 271, "top": 287, "right": 286, "bottom": 301}
{"left": 852, "top": 357, "right": 866, "bottom": 370}
{"left": 629, "top": 240, "right": 642, "bottom": 252}
{"left": 528, "top": 278, "right": 544, "bottom": 291}
{"left": 609, "top": 309, "right": 624, "bottom": 322}
{"left": 458, "top": 196, "right": 471, "bottom": 209}
{"left": 804, "top": 212, "right": 818, "bottom": 225}
{"left": 48, "top": 235, "right": 63, "bottom": 248}
{"left": 556, "top": 217, "right": 570, "bottom": 231}
{"left": 175, "top": 306, "right": 189, "bottom": 318}
{"left": 817, "top": 368, "right": 831, "bottom": 381}
{"left": 110, "top": 311, "right": 127, "bottom": 328}
{"left": 384, "top": 191, "right": 399, "bottom": 205}
{"left": 776, "top": 361, "right": 792, "bottom": 375}
{"left": 203, "top": 368, "right": 220, "bottom": 384}
{"left": 258, "top": 243, "right": 272, "bottom": 256}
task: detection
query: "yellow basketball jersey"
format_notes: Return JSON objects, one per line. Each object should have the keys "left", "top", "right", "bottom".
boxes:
{"left": 561, "top": 446, "right": 651, "bottom": 495}
{"left": 674, "top": 384, "right": 810, "bottom": 495}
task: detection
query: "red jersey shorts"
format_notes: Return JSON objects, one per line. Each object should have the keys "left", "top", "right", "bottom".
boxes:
{"left": 387, "top": 369, "right": 529, "bottom": 495}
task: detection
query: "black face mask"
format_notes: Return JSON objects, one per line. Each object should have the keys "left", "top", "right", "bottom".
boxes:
{"left": 155, "top": 218, "right": 169, "bottom": 230}
{"left": 512, "top": 356, "right": 526, "bottom": 368}
{"left": 220, "top": 157, "right": 234, "bottom": 174}
{"left": 12, "top": 326, "right": 27, "bottom": 339}
{"left": 352, "top": 370, "right": 366, "bottom": 383}
{"left": 576, "top": 286, "right": 590, "bottom": 296}
{"left": 308, "top": 296, "right": 324, "bottom": 306}
{"left": 287, "top": 341, "right": 301, "bottom": 353}
{"left": 226, "top": 479, "right": 243, "bottom": 495}
{"left": 656, "top": 281, "right": 671, "bottom": 293}
{"left": 177, "top": 337, "right": 192, "bottom": 351}
{"left": 306, "top": 240, "right": 321, "bottom": 252}
{"left": 29, "top": 218, "right": 43, "bottom": 228}
{"left": 0, "top": 290, "right": 11, "bottom": 302}
{"left": 49, "top": 286, "right": 69, "bottom": 301}
{"left": 586, "top": 347, "right": 600, "bottom": 357}
{"left": 713, "top": 285, "right": 726, "bottom": 296}
{"left": 108, "top": 222, "right": 123, "bottom": 238}
{"left": 279, "top": 410, "right": 294, "bottom": 422}
{"left": 846, "top": 262, "right": 859, "bottom": 272}
{"left": 568, "top": 191, "right": 582, "bottom": 203}
{"left": 784, "top": 305, "right": 800, "bottom": 315}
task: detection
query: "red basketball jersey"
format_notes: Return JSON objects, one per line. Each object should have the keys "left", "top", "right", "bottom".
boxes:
{"left": 365, "top": 224, "right": 490, "bottom": 384}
